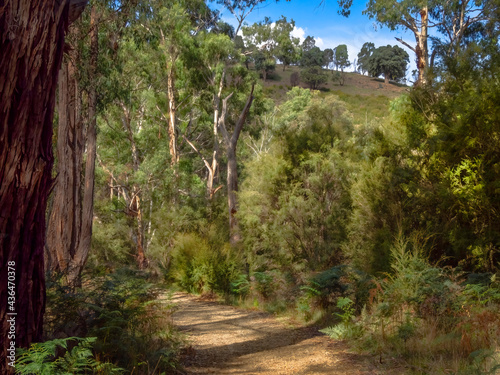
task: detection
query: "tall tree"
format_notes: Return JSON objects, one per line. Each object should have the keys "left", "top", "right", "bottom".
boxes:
{"left": 273, "top": 16, "right": 300, "bottom": 70}
{"left": 359, "top": 0, "right": 430, "bottom": 85}
{"left": 242, "top": 17, "right": 276, "bottom": 81}
{"left": 46, "top": 0, "right": 138, "bottom": 283}
{"left": 0, "top": 0, "right": 86, "bottom": 371}
{"left": 333, "top": 44, "right": 350, "bottom": 72}
{"left": 323, "top": 48, "right": 334, "bottom": 70}
{"left": 367, "top": 45, "right": 409, "bottom": 83}
{"left": 357, "top": 42, "right": 375, "bottom": 75}
{"left": 219, "top": 85, "right": 255, "bottom": 244}
{"left": 301, "top": 35, "right": 316, "bottom": 52}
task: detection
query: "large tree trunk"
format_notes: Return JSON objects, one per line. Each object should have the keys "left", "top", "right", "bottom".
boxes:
{"left": 46, "top": 39, "right": 84, "bottom": 279}
{"left": 415, "top": 7, "right": 429, "bottom": 86}
{"left": 0, "top": 0, "right": 83, "bottom": 372}
{"left": 46, "top": 5, "right": 97, "bottom": 285}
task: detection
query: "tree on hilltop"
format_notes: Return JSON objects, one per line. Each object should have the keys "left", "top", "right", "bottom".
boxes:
{"left": 367, "top": 45, "right": 409, "bottom": 83}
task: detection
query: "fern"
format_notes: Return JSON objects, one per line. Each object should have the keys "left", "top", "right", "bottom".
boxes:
{"left": 15, "top": 337, "right": 124, "bottom": 375}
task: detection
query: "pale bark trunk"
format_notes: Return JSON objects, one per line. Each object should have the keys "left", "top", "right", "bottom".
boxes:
{"left": 167, "top": 66, "right": 178, "bottom": 165}
{"left": 415, "top": 7, "right": 429, "bottom": 86}
{"left": 0, "top": 1, "right": 83, "bottom": 371}
{"left": 122, "top": 105, "right": 148, "bottom": 268}
{"left": 395, "top": 8, "right": 429, "bottom": 86}
{"left": 219, "top": 85, "right": 255, "bottom": 244}
{"left": 160, "top": 29, "right": 178, "bottom": 165}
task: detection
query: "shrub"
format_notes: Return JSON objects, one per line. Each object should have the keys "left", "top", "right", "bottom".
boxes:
{"left": 170, "top": 233, "right": 240, "bottom": 295}
{"left": 290, "top": 71, "right": 300, "bottom": 86}
{"left": 44, "top": 269, "right": 182, "bottom": 374}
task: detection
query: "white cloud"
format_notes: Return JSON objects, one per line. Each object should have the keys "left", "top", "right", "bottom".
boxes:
{"left": 291, "top": 26, "right": 306, "bottom": 42}
{"left": 314, "top": 37, "right": 324, "bottom": 48}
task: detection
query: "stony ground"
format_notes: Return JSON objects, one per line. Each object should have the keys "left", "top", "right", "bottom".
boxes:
{"left": 171, "top": 293, "right": 407, "bottom": 375}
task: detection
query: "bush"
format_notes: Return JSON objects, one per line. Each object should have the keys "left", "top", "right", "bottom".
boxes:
{"left": 170, "top": 232, "right": 240, "bottom": 295}
{"left": 334, "top": 236, "right": 500, "bottom": 374}
{"left": 44, "top": 268, "right": 182, "bottom": 374}
{"left": 300, "top": 66, "right": 328, "bottom": 89}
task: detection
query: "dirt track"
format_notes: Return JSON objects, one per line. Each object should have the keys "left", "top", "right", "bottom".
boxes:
{"left": 171, "top": 293, "right": 406, "bottom": 375}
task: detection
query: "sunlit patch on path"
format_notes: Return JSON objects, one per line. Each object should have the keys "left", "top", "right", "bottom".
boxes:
{"left": 172, "top": 293, "right": 405, "bottom": 375}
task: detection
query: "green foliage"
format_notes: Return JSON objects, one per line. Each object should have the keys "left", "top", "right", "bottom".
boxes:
{"left": 300, "top": 66, "right": 328, "bottom": 89}
{"left": 16, "top": 337, "right": 123, "bottom": 375}
{"left": 320, "top": 297, "right": 363, "bottom": 340}
{"left": 170, "top": 232, "right": 240, "bottom": 295}
{"left": 367, "top": 45, "right": 409, "bottom": 83}
{"left": 44, "top": 269, "right": 182, "bottom": 374}
{"left": 340, "top": 236, "right": 500, "bottom": 373}
{"left": 300, "top": 46, "right": 325, "bottom": 68}
{"left": 357, "top": 42, "right": 375, "bottom": 75}
{"left": 242, "top": 16, "right": 299, "bottom": 77}
{"left": 333, "top": 44, "right": 350, "bottom": 72}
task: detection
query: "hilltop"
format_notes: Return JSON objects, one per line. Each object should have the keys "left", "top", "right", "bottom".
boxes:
{"left": 258, "top": 64, "right": 409, "bottom": 124}
{"left": 260, "top": 64, "right": 409, "bottom": 101}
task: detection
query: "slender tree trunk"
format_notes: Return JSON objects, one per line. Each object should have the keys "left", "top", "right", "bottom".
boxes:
{"left": 160, "top": 28, "right": 178, "bottom": 166}
{"left": 167, "top": 65, "right": 178, "bottom": 165}
{"left": 219, "top": 85, "right": 255, "bottom": 244}
{"left": 122, "top": 104, "right": 148, "bottom": 268}
{"left": 0, "top": 0, "right": 85, "bottom": 371}
{"left": 226, "top": 147, "right": 240, "bottom": 243}
{"left": 78, "top": 4, "right": 98, "bottom": 280}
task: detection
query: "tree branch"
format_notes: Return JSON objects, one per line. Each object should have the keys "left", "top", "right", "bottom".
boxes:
{"left": 230, "top": 84, "right": 255, "bottom": 147}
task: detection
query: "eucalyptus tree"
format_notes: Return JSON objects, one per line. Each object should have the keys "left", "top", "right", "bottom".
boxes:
{"left": 323, "top": 48, "right": 334, "bottom": 70}
{"left": 273, "top": 17, "right": 301, "bottom": 70}
{"left": 242, "top": 17, "right": 277, "bottom": 80}
{"left": 334, "top": 44, "right": 350, "bottom": 72}
{"left": 46, "top": 0, "right": 139, "bottom": 285}
{"left": 135, "top": 1, "right": 212, "bottom": 165}
{"left": 357, "top": 42, "right": 375, "bottom": 75}
{"left": 0, "top": 0, "right": 86, "bottom": 369}
{"left": 367, "top": 45, "right": 409, "bottom": 83}
{"left": 337, "top": 0, "right": 496, "bottom": 85}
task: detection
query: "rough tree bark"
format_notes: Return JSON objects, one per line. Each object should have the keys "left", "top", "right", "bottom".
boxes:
{"left": 46, "top": 5, "right": 97, "bottom": 285}
{"left": 219, "top": 85, "right": 255, "bottom": 245}
{"left": 80, "top": 3, "right": 98, "bottom": 277}
{"left": 46, "top": 34, "right": 84, "bottom": 279}
{"left": 0, "top": 0, "right": 86, "bottom": 372}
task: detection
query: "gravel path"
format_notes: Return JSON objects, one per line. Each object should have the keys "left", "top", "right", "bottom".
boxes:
{"left": 171, "top": 293, "right": 406, "bottom": 375}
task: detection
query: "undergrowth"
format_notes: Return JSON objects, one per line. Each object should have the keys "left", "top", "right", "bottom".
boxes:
{"left": 319, "top": 237, "right": 500, "bottom": 374}
{"left": 34, "top": 268, "right": 183, "bottom": 374}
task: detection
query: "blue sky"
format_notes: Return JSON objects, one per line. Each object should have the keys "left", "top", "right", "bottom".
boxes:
{"left": 214, "top": 0, "right": 419, "bottom": 81}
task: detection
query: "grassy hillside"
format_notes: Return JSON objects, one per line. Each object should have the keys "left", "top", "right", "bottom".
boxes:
{"left": 260, "top": 64, "right": 408, "bottom": 124}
